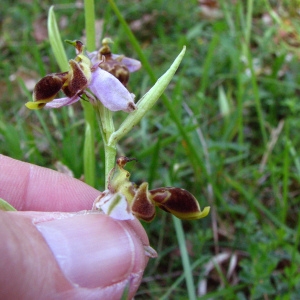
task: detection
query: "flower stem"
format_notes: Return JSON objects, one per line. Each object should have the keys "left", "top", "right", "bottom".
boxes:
{"left": 83, "top": 0, "right": 96, "bottom": 187}
{"left": 82, "top": 100, "right": 96, "bottom": 187}
{"left": 84, "top": 0, "right": 96, "bottom": 51}
{"left": 95, "top": 102, "right": 116, "bottom": 188}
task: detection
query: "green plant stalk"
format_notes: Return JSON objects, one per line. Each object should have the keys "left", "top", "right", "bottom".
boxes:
{"left": 95, "top": 102, "right": 116, "bottom": 188}
{"left": 84, "top": 0, "right": 119, "bottom": 188}
{"left": 172, "top": 216, "right": 197, "bottom": 300}
{"left": 236, "top": 54, "right": 245, "bottom": 161}
{"left": 161, "top": 171, "right": 196, "bottom": 299}
{"left": 84, "top": 0, "right": 96, "bottom": 50}
{"left": 245, "top": 0, "right": 253, "bottom": 47}
{"left": 83, "top": 0, "right": 97, "bottom": 187}
{"left": 82, "top": 100, "right": 96, "bottom": 187}
{"left": 282, "top": 124, "right": 290, "bottom": 223}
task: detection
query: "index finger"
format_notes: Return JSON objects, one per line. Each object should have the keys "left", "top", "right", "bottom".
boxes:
{"left": 0, "top": 155, "right": 100, "bottom": 211}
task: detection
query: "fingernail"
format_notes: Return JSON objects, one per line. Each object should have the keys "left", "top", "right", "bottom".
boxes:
{"left": 36, "top": 213, "right": 145, "bottom": 289}
{"left": 144, "top": 245, "right": 158, "bottom": 258}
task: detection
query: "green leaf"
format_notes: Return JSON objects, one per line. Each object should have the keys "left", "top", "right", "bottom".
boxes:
{"left": 108, "top": 46, "right": 186, "bottom": 146}
{"left": 47, "top": 6, "right": 69, "bottom": 72}
{"left": 0, "top": 198, "right": 17, "bottom": 211}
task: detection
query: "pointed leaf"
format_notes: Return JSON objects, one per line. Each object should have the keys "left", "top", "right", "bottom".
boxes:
{"left": 48, "top": 6, "right": 69, "bottom": 71}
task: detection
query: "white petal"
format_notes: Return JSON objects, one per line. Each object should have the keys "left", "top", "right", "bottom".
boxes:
{"left": 45, "top": 95, "right": 80, "bottom": 108}
{"left": 89, "top": 68, "right": 136, "bottom": 112}
{"left": 94, "top": 191, "right": 135, "bottom": 221}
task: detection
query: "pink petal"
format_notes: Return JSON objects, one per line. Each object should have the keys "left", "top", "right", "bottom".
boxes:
{"left": 89, "top": 68, "right": 136, "bottom": 112}
{"left": 111, "top": 54, "right": 141, "bottom": 72}
{"left": 44, "top": 95, "right": 80, "bottom": 108}
{"left": 87, "top": 51, "right": 98, "bottom": 65}
{"left": 87, "top": 51, "right": 141, "bottom": 73}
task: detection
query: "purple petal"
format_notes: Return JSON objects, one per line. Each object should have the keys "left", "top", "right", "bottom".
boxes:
{"left": 87, "top": 51, "right": 141, "bottom": 73}
{"left": 87, "top": 50, "right": 98, "bottom": 65}
{"left": 44, "top": 95, "right": 80, "bottom": 108}
{"left": 89, "top": 68, "right": 136, "bottom": 112}
{"left": 111, "top": 54, "right": 141, "bottom": 72}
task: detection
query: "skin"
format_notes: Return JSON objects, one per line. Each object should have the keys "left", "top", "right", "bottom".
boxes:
{"left": 0, "top": 155, "right": 151, "bottom": 300}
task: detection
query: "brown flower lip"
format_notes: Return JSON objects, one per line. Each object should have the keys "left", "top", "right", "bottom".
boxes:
{"left": 94, "top": 157, "right": 210, "bottom": 222}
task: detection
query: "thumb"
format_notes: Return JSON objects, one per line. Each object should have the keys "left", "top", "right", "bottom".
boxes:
{"left": 0, "top": 210, "right": 153, "bottom": 300}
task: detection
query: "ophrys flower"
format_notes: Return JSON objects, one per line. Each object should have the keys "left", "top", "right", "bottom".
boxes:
{"left": 25, "top": 40, "right": 136, "bottom": 112}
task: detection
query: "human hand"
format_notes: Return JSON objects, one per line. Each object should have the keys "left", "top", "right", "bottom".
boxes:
{"left": 0, "top": 155, "right": 154, "bottom": 300}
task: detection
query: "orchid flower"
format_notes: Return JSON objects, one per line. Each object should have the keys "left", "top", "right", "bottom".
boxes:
{"left": 25, "top": 40, "right": 137, "bottom": 112}
{"left": 93, "top": 157, "right": 211, "bottom": 222}
{"left": 88, "top": 37, "right": 141, "bottom": 86}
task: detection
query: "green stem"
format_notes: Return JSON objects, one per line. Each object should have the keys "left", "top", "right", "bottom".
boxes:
{"left": 95, "top": 102, "right": 116, "bottom": 188}
{"left": 84, "top": 0, "right": 96, "bottom": 51}
{"left": 83, "top": 0, "right": 96, "bottom": 187}
{"left": 82, "top": 101, "right": 96, "bottom": 187}
{"left": 84, "top": 0, "right": 118, "bottom": 188}
{"left": 282, "top": 123, "right": 290, "bottom": 223}
{"left": 104, "top": 144, "right": 117, "bottom": 187}
{"left": 245, "top": 0, "right": 253, "bottom": 48}
{"left": 172, "top": 216, "right": 197, "bottom": 300}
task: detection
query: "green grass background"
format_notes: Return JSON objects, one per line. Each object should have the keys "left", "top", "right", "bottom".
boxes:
{"left": 1, "top": 0, "right": 300, "bottom": 298}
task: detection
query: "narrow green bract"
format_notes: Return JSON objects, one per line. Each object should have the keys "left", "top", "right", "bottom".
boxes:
{"left": 47, "top": 6, "right": 69, "bottom": 72}
{"left": 0, "top": 198, "right": 17, "bottom": 211}
{"left": 109, "top": 46, "right": 186, "bottom": 146}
